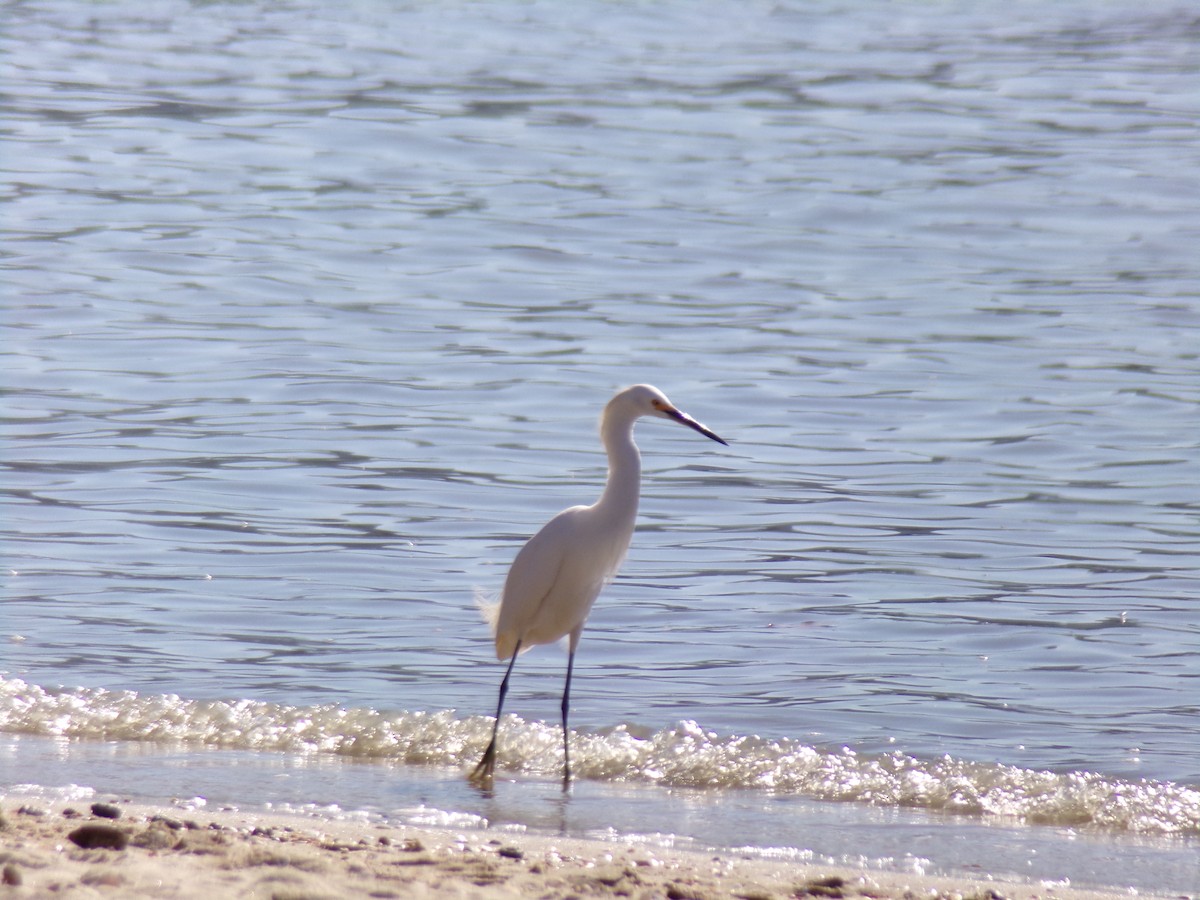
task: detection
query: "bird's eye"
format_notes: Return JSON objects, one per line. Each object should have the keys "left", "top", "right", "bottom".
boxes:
{"left": 651, "top": 399, "right": 664, "bottom": 409}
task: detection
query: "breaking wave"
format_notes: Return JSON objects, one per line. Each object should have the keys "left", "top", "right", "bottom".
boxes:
{"left": 2, "top": 677, "right": 1196, "bottom": 836}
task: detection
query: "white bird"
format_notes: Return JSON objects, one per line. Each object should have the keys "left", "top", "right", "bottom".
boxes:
{"left": 470, "top": 384, "right": 727, "bottom": 786}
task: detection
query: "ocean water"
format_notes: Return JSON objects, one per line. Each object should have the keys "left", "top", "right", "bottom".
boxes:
{"left": 2, "top": 0, "right": 1198, "bottom": 893}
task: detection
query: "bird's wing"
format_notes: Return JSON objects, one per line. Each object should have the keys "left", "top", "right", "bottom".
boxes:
{"left": 492, "top": 506, "right": 582, "bottom": 659}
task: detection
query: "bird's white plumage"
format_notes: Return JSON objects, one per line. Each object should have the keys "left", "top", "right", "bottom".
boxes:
{"left": 493, "top": 504, "right": 618, "bottom": 659}
{"left": 470, "top": 383, "right": 726, "bottom": 785}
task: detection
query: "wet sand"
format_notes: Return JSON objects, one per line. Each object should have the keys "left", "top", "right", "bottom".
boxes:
{"left": 0, "top": 799, "right": 1168, "bottom": 899}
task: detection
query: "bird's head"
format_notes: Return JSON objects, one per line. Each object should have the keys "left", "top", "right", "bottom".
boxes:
{"left": 614, "top": 384, "right": 728, "bottom": 446}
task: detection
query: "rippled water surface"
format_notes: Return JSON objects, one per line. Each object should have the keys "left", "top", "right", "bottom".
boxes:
{"left": 3, "top": 0, "right": 1198, "bottom": 891}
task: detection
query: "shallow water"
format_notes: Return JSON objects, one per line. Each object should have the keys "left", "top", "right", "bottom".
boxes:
{"left": 4, "top": 731, "right": 1198, "bottom": 894}
{"left": 2, "top": 0, "right": 1198, "bottom": 892}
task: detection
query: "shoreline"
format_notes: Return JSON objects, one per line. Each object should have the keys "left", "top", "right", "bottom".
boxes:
{"left": 0, "top": 798, "right": 1177, "bottom": 899}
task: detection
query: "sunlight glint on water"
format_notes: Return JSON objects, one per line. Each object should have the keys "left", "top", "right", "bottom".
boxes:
{"left": 2, "top": 0, "right": 1198, "bottom": 892}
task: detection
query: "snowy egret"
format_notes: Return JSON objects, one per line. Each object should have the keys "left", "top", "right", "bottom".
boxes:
{"left": 470, "top": 384, "right": 727, "bottom": 786}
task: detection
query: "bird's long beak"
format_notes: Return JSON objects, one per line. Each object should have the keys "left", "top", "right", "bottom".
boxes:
{"left": 665, "top": 407, "right": 728, "bottom": 446}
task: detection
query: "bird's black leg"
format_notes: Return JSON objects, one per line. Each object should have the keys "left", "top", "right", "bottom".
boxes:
{"left": 470, "top": 641, "right": 520, "bottom": 784}
{"left": 561, "top": 646, "right": 576, "bottom": 788}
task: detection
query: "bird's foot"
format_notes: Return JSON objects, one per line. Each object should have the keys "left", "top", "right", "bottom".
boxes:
{"left": 468, "top": 742, "right": 497, "bottom": 786}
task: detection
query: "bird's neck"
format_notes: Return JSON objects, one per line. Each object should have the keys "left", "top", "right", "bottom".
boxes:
{"left": 594, "top": 413, "right": 641, "bottom": 524}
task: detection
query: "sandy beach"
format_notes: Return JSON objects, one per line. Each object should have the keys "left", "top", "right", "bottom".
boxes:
{"left": 0, "top": 798, "right": 1176, "bottom": 900}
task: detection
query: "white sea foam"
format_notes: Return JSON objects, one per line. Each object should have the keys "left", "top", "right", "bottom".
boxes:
{"left": 2, "top": 676, "right": 1196, "bottom": 836}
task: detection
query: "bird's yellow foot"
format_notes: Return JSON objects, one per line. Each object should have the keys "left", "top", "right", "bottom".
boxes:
{"left": 469, "top": 742, "right": 496, "bottom": 785}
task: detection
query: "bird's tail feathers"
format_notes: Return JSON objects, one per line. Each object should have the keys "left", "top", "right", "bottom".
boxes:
{"left": 474, "top": 587, "right": 521, "bottom": 660}
{"left": 473, "top": 587, "right": 501, "bottom": 635}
